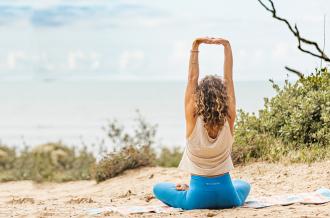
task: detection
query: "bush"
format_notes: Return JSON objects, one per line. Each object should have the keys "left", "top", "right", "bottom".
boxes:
{"left": 0, "top": 144, "right": 17, "bottom": 182}
{"left": 0, "top": 143, "right": 96, "bottom": 182}
{"left": 156, "top": 147, "right": 183, "bottom": 167}
{"left": 0, "top": 145, "right": 16, "bottom": 170}
{"left": 261, "top": 68, "right": 330, "bottom": 147}
{"left": 95, "top": 145, "right": 156, "bottom": 182}
{"left": 94, "top": 112, "right": 157, "bottom": 183}
{"left": 233, "top": 68, "right": 330, "bottom": 163}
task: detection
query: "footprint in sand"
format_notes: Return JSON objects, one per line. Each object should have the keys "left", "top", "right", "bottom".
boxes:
{"left": 119, "top": 189, "right": 136, "bottom": 198}
{"left": 67, "top": 197, "right": 95, "bottom": 204}
{"left": 7, "top": 197, "right": 35, "bottom": 204}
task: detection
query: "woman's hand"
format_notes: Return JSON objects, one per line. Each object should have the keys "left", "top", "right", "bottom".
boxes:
{"left": 212, "top": 38, "right": 230, "bottom": 47}
{"left": 176, "top": 183, "right": 189, "bottom": 191}
{"left": 193, "top": 37, "right": 230, "bottom": 46}
{"left": 194, "top": 37, "right": 214, "bottom": 45}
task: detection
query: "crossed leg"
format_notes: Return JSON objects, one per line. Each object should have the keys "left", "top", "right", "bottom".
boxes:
{"left": 153, "top": 179, "right": 251, "bottom": 210}
{"left": 153, "top": 182, "right": 187, "bottom": 209}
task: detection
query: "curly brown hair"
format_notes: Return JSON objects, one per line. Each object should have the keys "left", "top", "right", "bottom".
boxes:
{"left": 194, "top": 75, "right": 229, "bottom": 129}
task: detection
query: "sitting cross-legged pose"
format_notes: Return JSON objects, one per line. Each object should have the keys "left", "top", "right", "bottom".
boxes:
{"left": 153, "top": 37, "right": 251, "bottom": 210}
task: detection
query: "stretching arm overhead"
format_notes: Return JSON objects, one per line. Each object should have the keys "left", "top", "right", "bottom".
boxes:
{"left": 216, "top": 39, "right": 236, "bottom": 134}
{"left": 184, "top": 39, "right": 200, "bottom": 138}
{"left": 185, "top": 37, "right": 217, "bottom": 138}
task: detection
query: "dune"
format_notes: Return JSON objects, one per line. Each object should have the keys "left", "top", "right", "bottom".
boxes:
{"left": 1, "top": 161, "right": 330, "bottom": 217}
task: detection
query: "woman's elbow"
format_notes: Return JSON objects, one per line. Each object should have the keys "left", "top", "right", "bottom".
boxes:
{"left": 188, "top": 76, "right": 198, "bottom": 84}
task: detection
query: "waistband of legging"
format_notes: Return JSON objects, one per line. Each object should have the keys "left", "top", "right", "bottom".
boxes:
{"left": 190, "top": 173, "right": 230, "bottom": 184}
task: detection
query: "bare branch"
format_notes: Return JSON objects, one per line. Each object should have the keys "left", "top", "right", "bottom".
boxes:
{"left": 285, "top": 66, "right": 304, "bottom": 78}
{"left": 258, "top": 0, "right": 330, "bottom": 62}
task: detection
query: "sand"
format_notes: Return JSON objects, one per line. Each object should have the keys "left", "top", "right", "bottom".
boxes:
{"left": 1, "top": 161, "right": 330, "bottom": 218}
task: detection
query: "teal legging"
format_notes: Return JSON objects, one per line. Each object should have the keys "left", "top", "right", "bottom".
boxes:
{"left": 153, "top": 173, "right": 250, "bottom": 210}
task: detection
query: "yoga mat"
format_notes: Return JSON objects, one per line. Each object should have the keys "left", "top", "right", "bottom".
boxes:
{"left": 86, "top": 188, "right": 330, "bottom": 215}
{"left": 86, "top": 203, "right": 182, "bottom": 215}
{"left": 244, "top": 188, "right": 330, "bottom": 208}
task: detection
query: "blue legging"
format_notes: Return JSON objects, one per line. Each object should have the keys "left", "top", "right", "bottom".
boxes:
{"left": 153, "top": 173, "right": 250, "bottom": 210}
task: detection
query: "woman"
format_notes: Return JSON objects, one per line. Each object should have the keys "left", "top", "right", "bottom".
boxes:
{"left": 153, "top": 37, "right": 251, "bottom": 210}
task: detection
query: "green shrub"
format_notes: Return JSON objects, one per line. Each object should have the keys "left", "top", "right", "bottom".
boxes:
{"left": 0, "top": 143, "right": 96, "bottom": 182}
{"left": 156, "top": 147, "right": 183, "bottom": 167}
{"left": 95, "top": 145, "right": 156, "bottom": 182}
{"left": 0, "top": 145, "right": 16, "bottom": 170}
{"left": 261, "top": 68, "right": 330, "bottom": 147}
{"left": 95, "top": 112, "right": 157, "bottom": 183}
{"left": 233, "top": 68, "right": 330, "bottom": 163}
{"left": 0, "top": 145, "right": 17, "bottom": 182}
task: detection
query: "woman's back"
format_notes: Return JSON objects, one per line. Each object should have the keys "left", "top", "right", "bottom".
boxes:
{"left": 178, "top": 116, "right": 234, "bottom": 176}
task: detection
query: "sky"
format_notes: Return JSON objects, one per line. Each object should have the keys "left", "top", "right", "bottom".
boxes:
{"left": 0, "top": 0, "right": 329, "bottom": 81}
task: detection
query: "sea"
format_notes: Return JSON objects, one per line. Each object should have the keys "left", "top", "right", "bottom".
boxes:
{"left": 0, "top": 80, "right": 281, "bottom": 149}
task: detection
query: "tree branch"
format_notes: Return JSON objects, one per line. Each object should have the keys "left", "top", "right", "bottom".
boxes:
{"left": 257, "top": 0, "right": 330, "bottom": 62}
{"left": 285, "top": 66, "right": 304, "bottom": 78}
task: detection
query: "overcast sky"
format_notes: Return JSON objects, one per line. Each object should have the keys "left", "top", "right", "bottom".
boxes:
{"left": 0, "top": 0, "right": 329, "bottom": 81}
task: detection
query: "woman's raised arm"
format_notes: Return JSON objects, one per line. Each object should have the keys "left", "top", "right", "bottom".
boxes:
{"left": 184, "top": 39, "right": 200, "bottom": 138}
{"left": 185, "top": 37, "right": 215, "bottom": 137}
{"left": 217, "top": 39, "right": 236, "bottom": 134}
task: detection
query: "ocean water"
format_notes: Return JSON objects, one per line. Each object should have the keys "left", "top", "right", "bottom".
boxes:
{"left": 0, "top": 80, "right": 279, "bottom": 148}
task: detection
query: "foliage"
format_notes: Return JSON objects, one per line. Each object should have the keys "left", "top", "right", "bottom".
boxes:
{"left": 94, "top": 112, "right": 157, "bottom": 183}
{"left": 0, "top": 145, "right": 16, "bottom": 170}
{"left": 156, "top": 147, "right": 183, "bottom": 167}
{"left": 0, "top": 143, "right": 96, "bottom": 182}
{"left": 233, "top": 68, "right": 330, "bottom": 163}
{"left": 95, "top": 145, "right": 156, "bottom": 182}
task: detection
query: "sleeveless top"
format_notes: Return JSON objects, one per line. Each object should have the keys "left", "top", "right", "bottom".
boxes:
{"left": 178, "top": 116, "right": 234, "bottom": 176}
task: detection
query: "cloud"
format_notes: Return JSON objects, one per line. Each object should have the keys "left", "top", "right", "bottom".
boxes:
{"left": 7, "top": 51, "right": 27, "bottom": 69}
{"left": 68, "top": 51, "right": 101, "bottom": 70}
{"left": 119, "top": 50, "right": 145, "bottom": 72}
{"left": 0, "top": 50, "right": 103, "bottom": 76}
{"left": 0, "top": 5, "right": 32, "bottom": 25}
{"left": 30, "top": 5, "right": 105, "bottom": 27}
{"left": 68, "top": 51, "right": 84, "bottom": 70}
{"left": 0, "top": 1, "right": 166, "bottom": 28}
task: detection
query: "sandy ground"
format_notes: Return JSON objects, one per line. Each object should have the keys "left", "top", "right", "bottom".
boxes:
{"left": 1, "top": 161, "right": 330, "bottom": 218}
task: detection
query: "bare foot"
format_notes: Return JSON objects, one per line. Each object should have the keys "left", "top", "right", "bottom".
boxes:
{"left": 175, "top": 184, "right": 189, "bottom": 191}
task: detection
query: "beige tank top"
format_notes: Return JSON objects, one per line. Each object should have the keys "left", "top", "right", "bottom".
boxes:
{"left": 178, "top": 116, "right": 234, "bottom": 176}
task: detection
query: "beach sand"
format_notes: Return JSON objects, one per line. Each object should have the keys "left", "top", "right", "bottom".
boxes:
{"left": 1, "top": 161, "right": 330, "bottom": 218}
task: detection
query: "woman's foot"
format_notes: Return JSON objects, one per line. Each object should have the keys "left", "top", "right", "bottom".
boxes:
{"left": 176, "top": 183, "right": 189, "bottom": 191}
